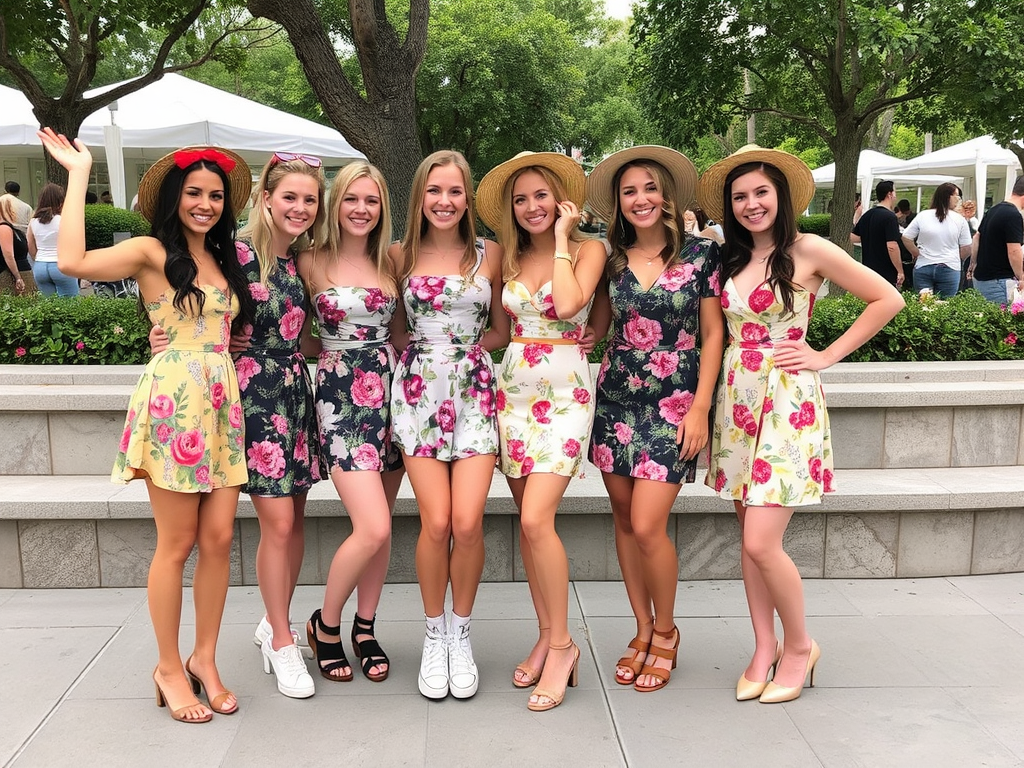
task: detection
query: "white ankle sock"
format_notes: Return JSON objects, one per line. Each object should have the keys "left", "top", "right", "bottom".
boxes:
{"left": 425, "top": 613, "right": 446, "bottom": 634}
{"left": 450, "top": 611, "right": 470, "bottom": 633}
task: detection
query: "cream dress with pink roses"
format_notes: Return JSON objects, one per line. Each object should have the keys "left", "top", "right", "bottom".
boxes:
{"left": 113, "top": 285, "right": 247, "bottom": 492}
{"left": 496, "top": 280, "right": 594, "bottom": 478}
{"left": 706, "top": 278, "right": 834, "bottom": 506}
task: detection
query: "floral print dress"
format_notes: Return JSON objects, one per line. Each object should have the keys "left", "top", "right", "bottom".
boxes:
{"left": 706, "top": 278, "right": 834, "bottom": 506}
{"left": 590, "top": 238, "right": 720, "bottom": 484}
{"left": 497, "top": 280, "right": 594, "bottom": 477}
{"left": 113, "top": 285, "right": 247, "bottom": 491}
{"left": 391, "top": 242, "right": 498, "bottom": 459}
{"left": 314, "top": 285, "right": 402, "bottom": 472}
{"left": 232, "top": 241, "right": 323, "bottom": 496}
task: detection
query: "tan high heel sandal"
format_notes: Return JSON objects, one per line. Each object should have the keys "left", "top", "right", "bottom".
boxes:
{"left": 153, "top": 668, "right": 212, "bottom": 724}
{"left": 527, "top": 641, "right": 580, "bottom": 712}
{"left": 513, "top": 625, "right": 549, "bottom": 688}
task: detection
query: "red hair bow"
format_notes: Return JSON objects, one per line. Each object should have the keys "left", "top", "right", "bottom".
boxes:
{"left": 173, "top": 148, "right": 236, "bottom": 173}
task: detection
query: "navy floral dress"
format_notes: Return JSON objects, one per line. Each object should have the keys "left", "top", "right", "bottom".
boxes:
{"left": 590, "top": 237, "right": 721, "bottom": 484}
{"left": 233, "top": 240, "right": 324, "bottom": 496}
{"left": 314, "top": 285, "right": 403, "bottom": 473}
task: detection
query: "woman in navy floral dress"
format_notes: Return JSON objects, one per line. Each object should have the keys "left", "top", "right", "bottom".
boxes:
{"left": 586, "top": 147, "right": 724, "bottom": 693}
{"left": 301, "top": 161, "right": 404, "bottom": 686}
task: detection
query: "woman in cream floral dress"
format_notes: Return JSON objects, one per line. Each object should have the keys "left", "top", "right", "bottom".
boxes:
{"left": 698, "top": 146, "right": 903, "bottom": 703}
{"left": 477, "top": 152, "right": 605, "bottom": 711}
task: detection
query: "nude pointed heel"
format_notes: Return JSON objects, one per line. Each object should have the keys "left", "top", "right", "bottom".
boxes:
{"left": 736, "top": 641, "right": 783, "bottom": 701}
{"left": 759, "top": 640, "right": 820, "bottom": 704}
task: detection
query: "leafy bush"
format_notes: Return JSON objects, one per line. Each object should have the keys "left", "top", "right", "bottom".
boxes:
{"left": 807, "top": 289, "right": 1024, "bottom": 361}
{"left": 84, "top": 204, "right": 150, "bottom": 250}
{"left": 0, "top": 295, "right": 150, "bottom": 364}
{"left": 797, "top": 214, "right": 830, "bottom": 236}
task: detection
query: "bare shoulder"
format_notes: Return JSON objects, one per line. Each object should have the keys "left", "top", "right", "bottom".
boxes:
{"left": 386, "top": 240, "right": 406, "bottom": 272}
{"left": 295, "top": 248, "right": 314, "bottom": 278}
{"left": 575, "top": 238, "right": 607, "bottom": 262}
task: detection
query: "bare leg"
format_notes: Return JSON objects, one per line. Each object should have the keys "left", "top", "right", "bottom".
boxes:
{"left": 146, "top": 480, "right": 211, "bottom": 721}
{"left": 403, "top": 455, "right": 453, "bottom": 617}
{"left": 187, "top": 486, "right": 241, "bottom": 713}
{"left": 603, "top": 472, "right": 654, "bottom": 683}
{"left": 735, "top": 501, "right": 779, "bottom": 682}
{"left": 449, "top": 455, "right": 495, "bottom": 616}
{"left": 741, "top": 506, "right": 811, "bottom": 687}
{"left": 508, "top": 475, "right": 550, "bottom": 685}
{"left": 254, "top": 495, "right": 304, "bottom": 651}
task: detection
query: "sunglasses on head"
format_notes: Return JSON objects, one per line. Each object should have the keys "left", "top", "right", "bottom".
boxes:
{"left": 271, "top": 152, "right": 323, "bottom": 168}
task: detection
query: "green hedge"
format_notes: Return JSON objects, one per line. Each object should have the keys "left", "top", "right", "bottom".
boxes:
{"left": 797, "top": 214, "right": 830, "bottom": 236}
{"left": 5, "top": 289, "right": 1024, "bottom": 365}
{"left": 84, "top": 204, "right": 150, "bottom": 250}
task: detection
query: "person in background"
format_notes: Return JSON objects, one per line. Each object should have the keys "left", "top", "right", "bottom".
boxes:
{"left": 852, "top": 180, "right": 903, "bottom": 289}
{"left": 895, "top": 199, "right": 916, "bottom": 227}
{"left": 969, "top": 176, "right": 1024, "bottom": 304}
{"left": 0, "top": 195, "right": 37, "bottom": 295}
{"left": 4, "top": 181, "right": 33, "bottom": 234}
{"left": 28, "top": 183, "right": 79, "bottom": 297}
{"left": 86, "top": 191, "right": 99, "bottom": 204}
{"left": 901, "top": 183, "right": 971, "bottom": 298}
{"left": 101, "top": 190, "right": 113, "bottom": 205}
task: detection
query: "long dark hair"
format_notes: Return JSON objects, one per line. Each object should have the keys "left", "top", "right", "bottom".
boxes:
{"left": 34, "top": 183, "right": 65, "bottom": 225}
{"left": 149, "top": 160, "right": 254, "bottom": 330}
{"left": 605, "top": 159, "right": 683, "bottom": 278}
{"left": 930, "top": 182, "right": 961, "bottom": 223}
{"left": 720, "top": 161, "right": 800, "bottom": 315}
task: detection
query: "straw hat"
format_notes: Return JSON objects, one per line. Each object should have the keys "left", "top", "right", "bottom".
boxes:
{"left": 696, "top": 144, "right": 815, "bottom": 223}
{"left": 585, "top": 146, "right": 698, "bottom": 224}
{"left": 476, "top": 151, "right": 585, "bottom": 232}
{"left": 137, "top": 146, "right": 251, "bottom": 221}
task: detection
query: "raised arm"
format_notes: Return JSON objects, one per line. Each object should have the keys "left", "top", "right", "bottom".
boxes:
{"left": 551, "top": 202, "right": 607, "bottom": 319}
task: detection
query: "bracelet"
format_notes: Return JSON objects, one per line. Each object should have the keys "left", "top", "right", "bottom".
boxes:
{"left": 553, "top": 251, "right": 572, "bottom": 262}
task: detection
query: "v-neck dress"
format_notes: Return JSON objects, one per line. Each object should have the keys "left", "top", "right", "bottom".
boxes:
{"left": 705, "top": 277, "right": 834, "bottom": 506}
{"left": 496, "top": 279, "right": 594, "bottom": 477}
{"left": 590, "top": 237, "right": 720, "bottom": 484}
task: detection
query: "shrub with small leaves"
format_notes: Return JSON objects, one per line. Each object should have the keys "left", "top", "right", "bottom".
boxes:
{"left": 84, "top": 204, "right": 150, "bottom": 250}
{"left": 797, "top": 214, "right": 831, "bottom": 237}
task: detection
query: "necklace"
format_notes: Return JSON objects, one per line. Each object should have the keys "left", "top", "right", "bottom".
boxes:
{"left": 340, "top": 253, "right": 369, "bottom": 272}
{"left": 752, "top": 248, "right": 772, "bottom": 264}
{"left": 629, "top": 245, "right": 665, "bottom": 266}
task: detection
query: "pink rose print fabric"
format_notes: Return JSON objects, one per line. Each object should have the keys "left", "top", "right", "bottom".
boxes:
{"left": 496, "top": 278, "right": 594, "bottom": 478}
{"left": 112, "top": 285, "right": 247, "bottom": 491}
{"left": 706, "top": 278, "right": 833, "bottom": 506}
{"left": 314, "top": 285, "right": 402, "bottom": 473}
{"left": 590, "top": 237, "right": 720, "bottom": 484}
{"left": 232, "top": 240, "right": 323, "bottom": 496}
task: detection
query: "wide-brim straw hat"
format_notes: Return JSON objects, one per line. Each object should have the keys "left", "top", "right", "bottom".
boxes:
{"left": 137, "top": 146, "right": 251, "bottom": 221}
{"left": 476, "top": 151, "right": 586, "bottom": 232}
{"left": 585, "top": 145, "right": 698, "bottom": 224}
{"left": 697, "top": 144, "right": 815, "bottom": 223}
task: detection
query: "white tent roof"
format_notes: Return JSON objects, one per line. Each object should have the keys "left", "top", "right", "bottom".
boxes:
{"left": 0, "top": 74, "right": 364, "bottom": 166}
{"left": 812, "top": 149, "right": 960, "bottom": 188}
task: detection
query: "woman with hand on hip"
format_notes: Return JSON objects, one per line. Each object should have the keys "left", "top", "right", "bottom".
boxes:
{"left": 390, "top": 150, "right": 509, "bottom": 700}
{"left": 698, "top": 146, "right": 903, "bottom": 703}
{"left": 477, "top": 152, "right": 605, "bottom": 710}
{"left": 586, "top": 146, "right": 724, "bottom": 693}
{"left": 301, "top": 161, "right": 404, "bottom": 686}
{"left": 39, "top": 129, "right": 256, "bottom": 722}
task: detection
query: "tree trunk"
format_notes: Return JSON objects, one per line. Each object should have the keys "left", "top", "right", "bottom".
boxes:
{"left": 828, "top": 121, "right": 864, "bottom": 253}
{"left": 33, "top": 106, "right": 92, "bottom": 190}
{"left": 866, "top": 108, "right": 895, "bottom": 152}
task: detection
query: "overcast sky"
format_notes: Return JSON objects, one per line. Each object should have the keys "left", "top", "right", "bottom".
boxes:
{"left": 603, "top": 0, "right": 633, "bottom": 20}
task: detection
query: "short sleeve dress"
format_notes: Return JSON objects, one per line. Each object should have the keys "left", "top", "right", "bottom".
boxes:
{"left": 590, "top": 238, "right": 721, "bottom": 484}
{"left": 497, "top": 280, "right": 594, "bottom": 477}
{"left": 232, "top": 241, "right": 323, "bottom": 497}
{"left": 706, "top": 279, "right": 834, "bottom": 506}
{"left": 390, "top": 241, "right": 498, "bottom": 460}
{"left": 113, "top": 285, "right": 247, "bottom": 492}
{"left": 313, "top": 285, "right": 403, "bottom": 473}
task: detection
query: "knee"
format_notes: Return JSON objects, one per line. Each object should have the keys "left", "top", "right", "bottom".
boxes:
{"left": 518, "top": 511, "right": 553, "bottom": 545}
{"left": 258, "top": 515, "right": 294, "bottom": 546}
{"left": 611, "top": 505, "right": 635, "bottom": 535}
{"left": 156, "top": 534, "right": 196, "bottom": 565}
{"left": 420, "top": 515, "right": 452, "bottom": 546}
{"left": 742, "top": 535, "right": 779, "bottom": 567}
{"left": 631, "top": 519, "right": 668, "bottom": 552}
{"left": 451, "top": 515, "right": 483, "bottom": 547}
{"left": 198, "top": 523, "right": 236, "bottom": 557}
{"left": 356, "top": 517, "right": 392, "bottom": 551}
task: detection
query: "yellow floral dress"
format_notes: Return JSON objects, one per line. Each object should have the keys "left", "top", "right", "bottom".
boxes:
{"left": 112, "top": 285, "right": 247, "bottom": 492}
{"left": 706, "top": 278, "right": 833, "bottom": 507}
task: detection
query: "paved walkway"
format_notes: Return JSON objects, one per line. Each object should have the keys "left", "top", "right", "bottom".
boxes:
{"left": 2, "top": 575, "right": 1023, "bottom": 767}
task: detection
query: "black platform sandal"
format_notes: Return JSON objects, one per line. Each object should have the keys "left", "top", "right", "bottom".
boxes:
{"left": 306, "top": 609, "right": 353, "bottom": 682}
{"left": 351, "top": 613, "right": 390, "bottom": 682}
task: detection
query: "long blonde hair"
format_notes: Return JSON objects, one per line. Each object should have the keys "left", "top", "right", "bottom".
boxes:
{"left": 239, "top": 157, "right": 327, "bottom": 285}
{"left": 605, "top": 159, "right": 683, "bottom": 278}
{"left": 312, "top": 161, "right": 398, "bottom": 296}
{"left": 400, "top": 150, "right": 478, "bottom": 280}
{"left": 498, "top": 165, "right": 583, "bottom": 282}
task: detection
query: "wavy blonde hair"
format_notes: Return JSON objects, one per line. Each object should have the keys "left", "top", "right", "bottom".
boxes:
{"left": 498, "top": 165, "right": 584, "bottom": 282}
{"left": 311, "top": 161, "right": 397, "bottom": 297}
{"left": 605, "top": 160, "right": 683, "bottom": 278}
{"left": 400, "top": 150, "right": 478, "bottom": 280}
{"left": 239, "top": 157, "right": 327, "bottom": 285}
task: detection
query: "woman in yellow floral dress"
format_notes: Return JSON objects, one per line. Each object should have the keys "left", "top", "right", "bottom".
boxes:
{"left": 698, "top": 146, "right": 903, "bottom": 703}
{"left": 477, "top": 152, "right": 606, "bottom": 711}
{"left": 39, "top": 128, "right": 256, "bottom": 723}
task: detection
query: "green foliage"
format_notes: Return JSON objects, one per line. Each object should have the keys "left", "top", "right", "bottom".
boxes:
{"left": 83, "top": 206, "right": 151, "bottom": 250}
{"left": 807, "top": 290, "right": 1024, "bottom": 362}
{"left": 0, "top": 296, "right": 150, "bottom": 365}
{"left": 797, "top": 215, "right": 831, "bottom": 237}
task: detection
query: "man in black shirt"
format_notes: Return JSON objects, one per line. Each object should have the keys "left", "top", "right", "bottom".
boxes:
{"left": 852, "top": 180, "right": 903, "bottom": 288}
{"left": 969, "top": 176, "right": 1024, "bottom": 303}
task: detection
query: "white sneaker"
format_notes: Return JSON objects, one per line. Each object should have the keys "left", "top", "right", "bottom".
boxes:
{"left": 254, "top": 615, "right": 312, "bottom": 658}
{"left": 448, "top": 622, "right": 479, "bottom": 699}
{"left": 418, "top": 623, "right": 450, "bottom": 699}
{"left": 261, "top": 636, "right": 315, "bottom": 698}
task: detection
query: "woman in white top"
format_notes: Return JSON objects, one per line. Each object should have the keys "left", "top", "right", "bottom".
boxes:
{"left": 28, "top": 183, "right": 79, "bottom": 297}
{"left": 902, "top": 183, "right": 972, "bottom": 298}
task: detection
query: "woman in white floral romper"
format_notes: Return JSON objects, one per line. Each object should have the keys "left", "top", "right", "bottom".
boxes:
{"left": 389, "top": 150, "right": 510, "bottom": 700}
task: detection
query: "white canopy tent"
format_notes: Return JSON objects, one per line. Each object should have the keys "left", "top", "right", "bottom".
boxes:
{"left": 812, "top": 149, "right": 961, "bottom": 209}
{"left": 872, "top": 136, "right": 1021, "bottom": 217}
{"left": 0, "top": 74, "right": 364, "bottom": 207}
